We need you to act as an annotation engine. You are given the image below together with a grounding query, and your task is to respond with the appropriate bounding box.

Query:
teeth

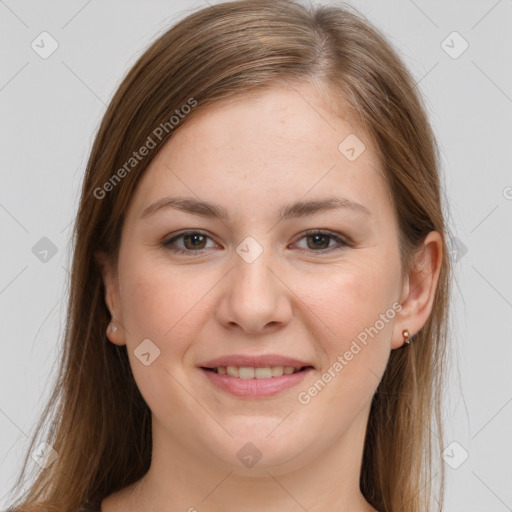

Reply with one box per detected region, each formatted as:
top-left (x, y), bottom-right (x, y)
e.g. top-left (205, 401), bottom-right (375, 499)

top-left (239, 367), bottom-right (254, 379)
top-left (255, 367), bottom-right (272, 379)
top-left (226, 366), bottom-right (238, 377)
top-left (271, 366), bottom-right (284, 377)
top-left (214, 366), bottom-right (302, 379)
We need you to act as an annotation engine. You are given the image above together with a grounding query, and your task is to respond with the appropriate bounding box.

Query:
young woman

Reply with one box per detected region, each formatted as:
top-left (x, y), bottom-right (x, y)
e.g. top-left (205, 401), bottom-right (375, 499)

top-left (5, 1), bottom-right (452, 511)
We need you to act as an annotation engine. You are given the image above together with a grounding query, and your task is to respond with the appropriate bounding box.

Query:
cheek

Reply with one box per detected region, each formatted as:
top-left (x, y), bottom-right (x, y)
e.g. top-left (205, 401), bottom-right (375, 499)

top-left (119, 268), bottom-right (169, 340)
top-left (118, 255), bottom-right (206, 343)
top-left (117, 258), bottom-right (207, 415)
top-left (302, 258), bottom-right (398, 339)
top-left (293, 255), bottom-right (400, 390)
top-left (291, 265), bottom-right (398, 428)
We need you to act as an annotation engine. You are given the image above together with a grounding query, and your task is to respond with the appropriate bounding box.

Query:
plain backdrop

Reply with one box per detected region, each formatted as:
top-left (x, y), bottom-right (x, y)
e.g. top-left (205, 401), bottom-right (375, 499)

top-left (1, 0), bottom-right (511, 510)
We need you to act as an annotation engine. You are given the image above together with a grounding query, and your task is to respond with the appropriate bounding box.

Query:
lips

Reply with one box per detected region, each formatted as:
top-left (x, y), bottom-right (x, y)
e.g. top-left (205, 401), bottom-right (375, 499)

top-left (199, 354), bottom-right (314, 370)
top-left (198, 354), bottom-right (315, 398)
top-left (199, 364), bottom-right (314, 398)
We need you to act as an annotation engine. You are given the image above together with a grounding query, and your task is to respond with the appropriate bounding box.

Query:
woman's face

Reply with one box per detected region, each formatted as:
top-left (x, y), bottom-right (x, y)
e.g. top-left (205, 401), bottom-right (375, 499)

top-left (102, 84), bottom-right (428, 475)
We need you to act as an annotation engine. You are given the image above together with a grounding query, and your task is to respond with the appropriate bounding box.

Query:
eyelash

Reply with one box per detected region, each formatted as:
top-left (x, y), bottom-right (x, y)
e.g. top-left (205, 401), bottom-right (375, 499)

top-left (162, 229), bottom-right (351, 255)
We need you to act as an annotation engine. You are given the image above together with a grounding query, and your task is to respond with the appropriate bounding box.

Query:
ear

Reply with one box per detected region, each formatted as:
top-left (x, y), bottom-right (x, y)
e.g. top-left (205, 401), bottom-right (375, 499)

top-left (391, 231), bottom-right (443, 349)
top-left (95, 251), bottom-right (126, 346)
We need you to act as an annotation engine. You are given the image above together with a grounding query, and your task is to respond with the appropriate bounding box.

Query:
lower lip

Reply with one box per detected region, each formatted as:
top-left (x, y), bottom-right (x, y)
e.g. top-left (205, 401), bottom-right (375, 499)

top-left (199, 368), bottom-right (313, 398)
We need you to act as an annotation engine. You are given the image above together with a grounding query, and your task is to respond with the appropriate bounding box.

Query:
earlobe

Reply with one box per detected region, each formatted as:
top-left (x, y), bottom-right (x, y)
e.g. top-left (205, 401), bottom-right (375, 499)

top-left (392, 231), bottom-right (443, 349)
top-left (106, 321), bottom-right (125, 346)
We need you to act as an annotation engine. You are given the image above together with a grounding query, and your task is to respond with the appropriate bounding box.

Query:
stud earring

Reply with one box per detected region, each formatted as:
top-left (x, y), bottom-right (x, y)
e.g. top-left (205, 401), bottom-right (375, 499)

top-left (402, 329), bottom-right (412, 344)
top-left (108, 323), bottom-right (118, 333)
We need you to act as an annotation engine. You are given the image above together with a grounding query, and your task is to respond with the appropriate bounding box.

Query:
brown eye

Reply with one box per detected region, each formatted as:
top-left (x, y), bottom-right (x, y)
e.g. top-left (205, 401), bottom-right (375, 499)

top-left (163, 229), bottom-right (350, 256)
top-left (163, 231), bottom-right (217, 254)
top-left (306, 233), bottom-right (331, 250)
top-left (294, 230), bottom-right (349, 253)
top-left (182, 233), bottom-right (207, 250)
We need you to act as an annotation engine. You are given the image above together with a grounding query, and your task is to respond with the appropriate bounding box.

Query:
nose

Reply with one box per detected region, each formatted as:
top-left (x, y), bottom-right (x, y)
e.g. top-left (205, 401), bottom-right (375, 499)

top-left (215, 246), bottom-right (293, 334)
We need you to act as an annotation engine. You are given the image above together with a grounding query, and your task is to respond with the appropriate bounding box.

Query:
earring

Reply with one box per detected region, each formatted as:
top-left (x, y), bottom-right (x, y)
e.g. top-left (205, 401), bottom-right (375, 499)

top-left (402, 329), bottom-right (412, 344)
top-left (108, 323), bottom-right (118, 333)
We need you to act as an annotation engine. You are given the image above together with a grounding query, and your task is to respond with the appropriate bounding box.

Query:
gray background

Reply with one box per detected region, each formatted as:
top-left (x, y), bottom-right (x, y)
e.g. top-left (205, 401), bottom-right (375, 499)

top-left (1, 0), bottom-right (511, 509)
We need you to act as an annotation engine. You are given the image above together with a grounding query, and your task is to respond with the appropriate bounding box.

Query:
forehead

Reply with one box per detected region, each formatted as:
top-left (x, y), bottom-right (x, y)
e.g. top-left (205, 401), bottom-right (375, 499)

top-left (166, 85), bottom-right (364, 162)
top-left (127, 84), bottom-right (390, 223)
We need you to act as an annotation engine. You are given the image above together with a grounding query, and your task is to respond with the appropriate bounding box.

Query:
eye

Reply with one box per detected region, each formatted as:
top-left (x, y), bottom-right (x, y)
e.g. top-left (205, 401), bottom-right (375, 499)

top-left (163, 230), bottom-right (219, 255)
top-left (163, 229), bottom-right (350, 256)
top-left (292, 229), bottom-right (350, 253)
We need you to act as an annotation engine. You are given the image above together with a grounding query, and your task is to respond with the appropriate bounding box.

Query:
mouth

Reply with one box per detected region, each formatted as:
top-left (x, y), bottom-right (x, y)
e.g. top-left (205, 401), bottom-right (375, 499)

top-left (200, 365), bottom-right (313, 379)
top-left (198, 364), bottom-right (315, 398)
top-left (197, 354), bottom-right (315, 397)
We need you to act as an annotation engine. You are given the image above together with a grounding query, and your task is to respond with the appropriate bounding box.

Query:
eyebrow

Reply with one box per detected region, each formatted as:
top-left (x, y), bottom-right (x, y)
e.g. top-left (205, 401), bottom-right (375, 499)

top-left (139, 195), bottom-right (371, 221)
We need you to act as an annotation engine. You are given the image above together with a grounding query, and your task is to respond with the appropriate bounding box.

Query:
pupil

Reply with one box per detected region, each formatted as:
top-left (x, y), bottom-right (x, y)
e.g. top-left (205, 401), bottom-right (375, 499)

top-left (185, 234), bottom-right (204, 249)
top-left (309, 234), bottom-right (328, 250)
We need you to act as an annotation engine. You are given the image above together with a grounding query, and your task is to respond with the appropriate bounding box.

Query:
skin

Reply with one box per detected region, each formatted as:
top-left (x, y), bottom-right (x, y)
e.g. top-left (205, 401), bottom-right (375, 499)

top-left (97, 83), bottom-right (442, 512)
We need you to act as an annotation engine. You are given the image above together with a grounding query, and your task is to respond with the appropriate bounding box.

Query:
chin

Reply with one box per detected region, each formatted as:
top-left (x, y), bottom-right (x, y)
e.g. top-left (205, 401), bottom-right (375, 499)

top-left (201, 426), bottom-right (309, 473)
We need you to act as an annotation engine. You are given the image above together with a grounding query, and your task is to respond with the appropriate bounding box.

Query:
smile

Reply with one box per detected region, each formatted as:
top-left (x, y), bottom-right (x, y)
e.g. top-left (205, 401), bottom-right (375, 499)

top-left (199, 366), bottom-right (314, 398)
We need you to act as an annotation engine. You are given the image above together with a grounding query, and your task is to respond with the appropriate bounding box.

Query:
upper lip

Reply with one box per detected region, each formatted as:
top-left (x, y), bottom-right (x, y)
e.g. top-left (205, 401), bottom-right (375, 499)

top-left (199, 354), bottom-right (314, 370)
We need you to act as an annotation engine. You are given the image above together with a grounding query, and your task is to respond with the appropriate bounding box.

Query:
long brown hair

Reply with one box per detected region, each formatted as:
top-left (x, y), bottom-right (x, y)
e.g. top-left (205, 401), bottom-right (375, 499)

top-left (6, 1), bottom-right (452, 511)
